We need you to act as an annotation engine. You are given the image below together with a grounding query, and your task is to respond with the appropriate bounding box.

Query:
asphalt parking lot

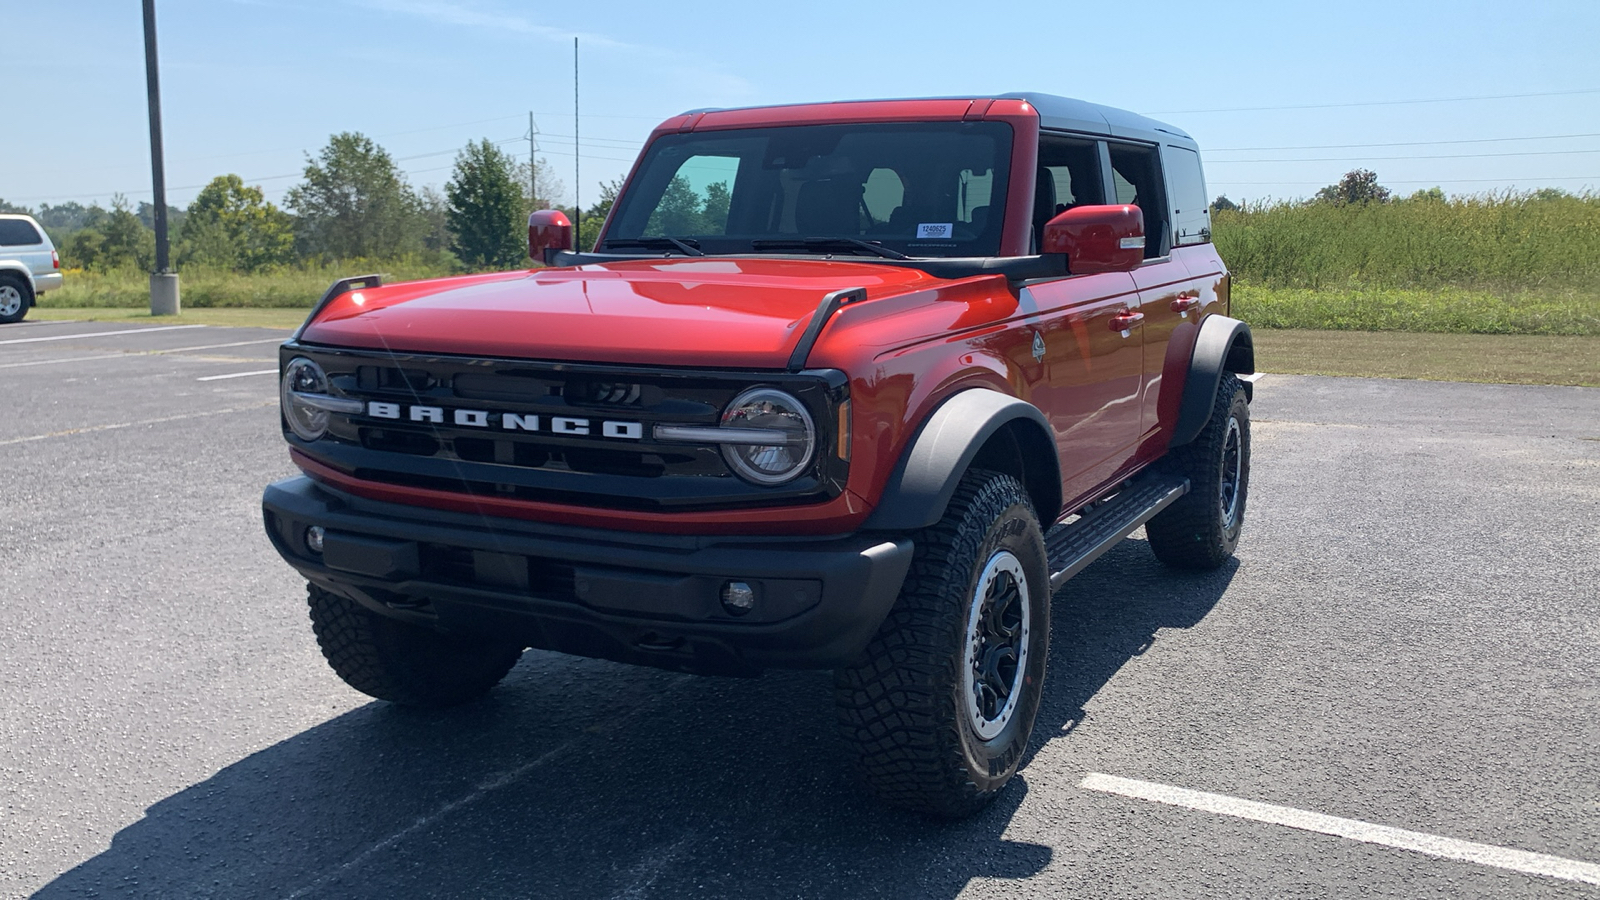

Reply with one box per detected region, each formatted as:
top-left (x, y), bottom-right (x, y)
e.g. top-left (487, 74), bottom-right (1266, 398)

top-left (1, 319), bottom-right (1596, 899)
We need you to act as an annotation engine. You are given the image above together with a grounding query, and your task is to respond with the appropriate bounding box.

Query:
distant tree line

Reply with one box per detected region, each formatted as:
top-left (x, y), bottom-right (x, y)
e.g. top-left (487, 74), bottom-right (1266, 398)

top-left (8, 158), bottom-right (1587, 274)
top-left (1210, 168), bottom-right (1580, 213)
top-left (2, 132), bottom-right (618, 274)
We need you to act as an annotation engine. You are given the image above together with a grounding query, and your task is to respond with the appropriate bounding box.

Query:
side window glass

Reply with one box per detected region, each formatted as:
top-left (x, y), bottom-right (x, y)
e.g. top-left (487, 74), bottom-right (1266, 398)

top-left (643, 155), bottom-right (738, 236)
top-left (1163, 145), bottom-right (1211, 246)
top-left (0, 219), bottom-right (43, 246)
top-left (1038, 136), bottom-right (1103, 209)
top-left (1107, 143), bottom-right (1168, 258)
top-left (1032, 135), bottom-right (1103, 251)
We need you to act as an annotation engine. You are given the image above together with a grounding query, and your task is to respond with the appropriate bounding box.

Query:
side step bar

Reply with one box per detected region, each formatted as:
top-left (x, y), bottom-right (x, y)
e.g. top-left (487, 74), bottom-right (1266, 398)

top-left (1045, 473), bottom-right (1190, 590)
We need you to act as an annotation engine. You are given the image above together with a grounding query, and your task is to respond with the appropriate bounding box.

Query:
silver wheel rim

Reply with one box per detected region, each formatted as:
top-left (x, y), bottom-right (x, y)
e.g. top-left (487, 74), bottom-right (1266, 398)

top-left (962, 549), bottom-right (1031, 741)
top-left (1220, 415), bottom-right (1242, 529)
top-left (0, 285), bottom-right (21, 318)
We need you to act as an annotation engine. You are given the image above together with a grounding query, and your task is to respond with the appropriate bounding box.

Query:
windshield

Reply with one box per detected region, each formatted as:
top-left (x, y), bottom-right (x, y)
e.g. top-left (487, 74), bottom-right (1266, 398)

top-left (604, 121), bottom-right (1013, 258)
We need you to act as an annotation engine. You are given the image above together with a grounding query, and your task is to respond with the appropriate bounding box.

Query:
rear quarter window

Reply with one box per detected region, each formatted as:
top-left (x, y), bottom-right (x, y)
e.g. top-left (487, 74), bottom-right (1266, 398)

top-left (1162, 146), bottom-right (1211, 246)
top-left (0, 219), bottom-right (43, 246)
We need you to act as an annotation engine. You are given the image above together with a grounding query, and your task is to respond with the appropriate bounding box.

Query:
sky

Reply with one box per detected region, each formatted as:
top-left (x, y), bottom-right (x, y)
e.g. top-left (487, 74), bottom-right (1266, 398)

top-left (4, 0), bottom-right (1599, 211)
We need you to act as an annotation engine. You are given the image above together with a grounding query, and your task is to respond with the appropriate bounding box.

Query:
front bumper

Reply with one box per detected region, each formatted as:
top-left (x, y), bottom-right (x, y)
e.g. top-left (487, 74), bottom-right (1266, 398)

top-left (263, 476), bottom-right (912, 674)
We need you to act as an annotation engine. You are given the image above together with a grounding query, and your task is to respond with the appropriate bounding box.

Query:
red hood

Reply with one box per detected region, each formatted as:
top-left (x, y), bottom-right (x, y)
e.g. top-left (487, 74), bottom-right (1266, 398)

top-left (299, 259), bottom-right (938, 368)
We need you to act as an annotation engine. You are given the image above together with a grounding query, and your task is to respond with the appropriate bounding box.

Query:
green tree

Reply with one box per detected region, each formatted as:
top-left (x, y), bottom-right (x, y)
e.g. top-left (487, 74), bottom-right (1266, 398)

top-left (1211, 195), bottom-right (1238, 212)
top-left (286, 132), bottom-right (424, 260)
top-left (518, 158), bottom-right (567, 214)
top-left (99, 195), bottom-right (155, 270)
top-left (1403, 187), bottom-right (1446, 204)
top-left (180, 174), bottom-right (294, 271)
top-left (0, 198), bottom-right (30, 215)
top-left (569, 178), bottom-right (624, 252)
top-left (643, 176), bottom-right (707, 237)
top-left (700, 181), bottom-right (731, 233)
top-left (1315, 169), bottom-right (1392, 206)
top-left (446, 139), bottom-right (526, 269)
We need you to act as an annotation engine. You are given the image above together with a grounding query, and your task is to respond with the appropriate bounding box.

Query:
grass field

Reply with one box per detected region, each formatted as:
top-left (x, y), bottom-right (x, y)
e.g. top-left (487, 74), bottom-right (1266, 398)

top-left (29, 307), bottom-right (1600, 387)
top-left (38, 259), bottom-right (453, 309)
top-left (1232, 283), bottom-right (1599, 335)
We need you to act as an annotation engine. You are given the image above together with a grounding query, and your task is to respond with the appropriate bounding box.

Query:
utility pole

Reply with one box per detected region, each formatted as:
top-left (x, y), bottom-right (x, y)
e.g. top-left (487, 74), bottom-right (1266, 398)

top-left (527, 111), bottom-right (539, 208)
top-left (573, 37), bottom-right (580, 250)
top-left (142, 0), bottom-right (179, 315)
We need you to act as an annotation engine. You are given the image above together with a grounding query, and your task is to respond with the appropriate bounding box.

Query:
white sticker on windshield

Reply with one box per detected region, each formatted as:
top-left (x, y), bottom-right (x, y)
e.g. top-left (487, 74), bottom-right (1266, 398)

top-left (916, 223), bottom-right (954, 239)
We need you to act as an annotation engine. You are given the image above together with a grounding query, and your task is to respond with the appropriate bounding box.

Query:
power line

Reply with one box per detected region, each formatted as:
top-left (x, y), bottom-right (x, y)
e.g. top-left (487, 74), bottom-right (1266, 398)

top-left (1209, 148), bottom-right (1600, 164)
top-left (1149, 87), bottom-right (1600, 115)
top-left (1208, 132), bottom-right (1600, 152)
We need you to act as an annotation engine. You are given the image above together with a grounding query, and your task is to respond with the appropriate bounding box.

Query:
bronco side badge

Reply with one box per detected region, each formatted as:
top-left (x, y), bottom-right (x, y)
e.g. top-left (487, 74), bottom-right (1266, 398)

top-left (1031, 331), bottom-right (1046, 362)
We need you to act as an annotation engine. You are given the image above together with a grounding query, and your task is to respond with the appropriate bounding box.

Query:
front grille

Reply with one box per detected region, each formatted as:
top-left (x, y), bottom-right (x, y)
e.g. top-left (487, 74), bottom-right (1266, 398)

top-left (287, 344), bottom-right (849, 510)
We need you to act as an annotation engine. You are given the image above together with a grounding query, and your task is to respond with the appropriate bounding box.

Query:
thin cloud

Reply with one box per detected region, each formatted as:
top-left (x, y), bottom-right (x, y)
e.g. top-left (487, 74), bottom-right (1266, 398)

top-left (354, 0), bottom-right (627, 49)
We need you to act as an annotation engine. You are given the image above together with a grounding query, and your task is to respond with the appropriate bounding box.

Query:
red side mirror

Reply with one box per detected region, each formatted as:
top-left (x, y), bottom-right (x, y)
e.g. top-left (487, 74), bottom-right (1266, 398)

top-left (1041, 204), bottom-right (1145, 275)
top-left (528, 210), bottom-right (574, 264)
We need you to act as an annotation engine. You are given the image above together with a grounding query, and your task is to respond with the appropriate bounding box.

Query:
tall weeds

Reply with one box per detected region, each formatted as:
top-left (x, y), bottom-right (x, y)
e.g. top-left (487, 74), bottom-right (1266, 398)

top-left (1213, 190), bottom-right (1600, 291)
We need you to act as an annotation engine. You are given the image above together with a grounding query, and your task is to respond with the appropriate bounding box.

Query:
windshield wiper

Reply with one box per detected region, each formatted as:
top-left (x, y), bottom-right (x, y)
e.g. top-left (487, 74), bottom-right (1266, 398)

top-left (749, 237), bottom-right (911, 260)
top-left (602, 237), bottom-right (704, 257)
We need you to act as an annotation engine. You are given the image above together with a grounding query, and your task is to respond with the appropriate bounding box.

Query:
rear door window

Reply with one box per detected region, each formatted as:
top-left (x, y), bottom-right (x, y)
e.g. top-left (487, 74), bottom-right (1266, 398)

top-left (1162, 145), bottom-right (1211, 246)
top-left (0, 219), bottom-right (42, 246)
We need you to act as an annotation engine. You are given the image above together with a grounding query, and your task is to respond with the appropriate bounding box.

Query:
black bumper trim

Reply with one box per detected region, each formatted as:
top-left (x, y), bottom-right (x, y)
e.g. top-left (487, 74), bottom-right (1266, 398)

top-left (263, 476), bottom-right (912, 673)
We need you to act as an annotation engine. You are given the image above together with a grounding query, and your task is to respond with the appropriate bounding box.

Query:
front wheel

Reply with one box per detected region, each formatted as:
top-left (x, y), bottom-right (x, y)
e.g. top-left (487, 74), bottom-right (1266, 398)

top-left (306, 584), bottom-right (524, 707)
top-left (835, 469), bottom-right (1051, 818)
top-left (0, 275), bottom-right (31, 324)
top-left (1146, 373), bottom-right (1250, 569)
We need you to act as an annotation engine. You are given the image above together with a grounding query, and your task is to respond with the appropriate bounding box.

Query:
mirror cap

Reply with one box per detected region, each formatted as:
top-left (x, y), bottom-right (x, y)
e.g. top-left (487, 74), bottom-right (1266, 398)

top-left (1041, 204), bottom-right (1145, 275)
top-left (528, 209), bottom-right (574, 264)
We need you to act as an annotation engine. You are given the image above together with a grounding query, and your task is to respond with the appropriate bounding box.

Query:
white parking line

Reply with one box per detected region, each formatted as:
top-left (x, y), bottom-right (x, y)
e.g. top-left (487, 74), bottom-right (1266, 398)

top-left (1080, 774), bottom-right (1600, 886)
top-left (1240, 372), bottom-right (1266, 383)
top-left (0, 324), bottom-right (207, 345)
top-left (196, 368), bottom-right (278, 381)
top-left (163, 338), bottom-right (284, 353)
top-left (0, 339), bottom-right (283, 370)
top-left (0, 401), bottom-right (277, 446)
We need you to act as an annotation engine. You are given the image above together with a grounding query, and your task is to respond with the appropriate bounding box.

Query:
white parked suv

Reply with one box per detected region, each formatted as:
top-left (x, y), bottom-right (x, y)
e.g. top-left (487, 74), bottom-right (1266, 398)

top-left (0, 214), bottom-right (63, 323)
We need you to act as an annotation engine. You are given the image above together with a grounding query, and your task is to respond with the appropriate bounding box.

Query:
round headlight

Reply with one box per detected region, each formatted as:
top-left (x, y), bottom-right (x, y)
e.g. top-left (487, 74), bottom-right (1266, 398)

top-left (720, 388), bottom-right (815, 485)
top-left (281, 357), bottom-right (331, 441)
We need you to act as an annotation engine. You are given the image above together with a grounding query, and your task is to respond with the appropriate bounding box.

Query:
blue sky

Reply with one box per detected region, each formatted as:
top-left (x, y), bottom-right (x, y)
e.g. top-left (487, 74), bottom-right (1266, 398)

top-left (4, 0), bottom-right (1599, 210)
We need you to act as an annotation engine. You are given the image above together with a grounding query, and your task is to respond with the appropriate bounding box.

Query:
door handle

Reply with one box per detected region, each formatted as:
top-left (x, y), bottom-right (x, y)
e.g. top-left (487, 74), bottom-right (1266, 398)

top-left (1109, 310), bottom-right (1145, 332)
top-left (1171, 296), bottom-right (1201, 313)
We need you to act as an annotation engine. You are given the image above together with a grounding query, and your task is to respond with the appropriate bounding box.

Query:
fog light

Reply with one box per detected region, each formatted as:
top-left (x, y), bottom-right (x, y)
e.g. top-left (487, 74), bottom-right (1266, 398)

top-left (721, 581), bottom-right (755, 616)
top-left (305, 525), bottom-right (325, 554)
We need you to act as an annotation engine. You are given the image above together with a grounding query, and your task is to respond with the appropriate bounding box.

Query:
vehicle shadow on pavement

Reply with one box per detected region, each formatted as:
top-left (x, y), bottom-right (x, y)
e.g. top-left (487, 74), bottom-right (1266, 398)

top-left (1033, 535), bottom-right (1237, 749)
top-left (34, 537), bottom-right (1231, 900)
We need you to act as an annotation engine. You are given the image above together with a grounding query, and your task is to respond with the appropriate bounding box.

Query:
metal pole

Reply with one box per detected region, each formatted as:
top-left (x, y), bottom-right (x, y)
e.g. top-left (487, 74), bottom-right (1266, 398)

top-left (142, 0), bottom-right (179, 314)
top-left (573, 37), bottom-right (580, 250)
top-left (528, 111), bottom-right (537, 207)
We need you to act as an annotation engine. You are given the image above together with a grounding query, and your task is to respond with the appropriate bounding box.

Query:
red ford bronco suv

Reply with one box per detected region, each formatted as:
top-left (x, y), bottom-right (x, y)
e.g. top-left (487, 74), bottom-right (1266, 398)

top-left (263, 94), bottom-right (1254, 818)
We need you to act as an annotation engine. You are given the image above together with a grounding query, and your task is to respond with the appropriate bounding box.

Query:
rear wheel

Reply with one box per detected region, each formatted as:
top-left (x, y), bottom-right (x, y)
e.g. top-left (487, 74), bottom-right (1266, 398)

top-left (1146, 373), bottom-right (1250, 569)
top-left (835, 469), bottom-right (1050, 818)
top-left (0, 275), bottom-right (31, 324)
top-left (306, 584), bottom-right (524, 707)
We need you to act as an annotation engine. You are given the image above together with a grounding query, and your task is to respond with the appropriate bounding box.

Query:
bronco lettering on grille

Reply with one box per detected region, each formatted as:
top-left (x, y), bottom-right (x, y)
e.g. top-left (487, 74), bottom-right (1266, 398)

top-left (365, 402), bottom-right (643, 440)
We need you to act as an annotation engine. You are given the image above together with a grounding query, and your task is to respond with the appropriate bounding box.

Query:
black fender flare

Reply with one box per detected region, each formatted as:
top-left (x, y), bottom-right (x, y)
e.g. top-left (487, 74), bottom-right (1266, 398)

top-left (1171, 315), bottom-right (1255, 447)
top-left (862, 389), bottom-right (1061, 532)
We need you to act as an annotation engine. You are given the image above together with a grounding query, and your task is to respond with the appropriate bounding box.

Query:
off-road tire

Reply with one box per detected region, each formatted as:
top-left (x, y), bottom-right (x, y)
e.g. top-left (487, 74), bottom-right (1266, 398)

top-left (0, 274), bottom-right (31, 324)
top-left (1146, 373), bottom-right (1250, 569)
top-left (306, 584), bottom-right (524, 707)
top-left (835, 469), bottom-right (1050, 819)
